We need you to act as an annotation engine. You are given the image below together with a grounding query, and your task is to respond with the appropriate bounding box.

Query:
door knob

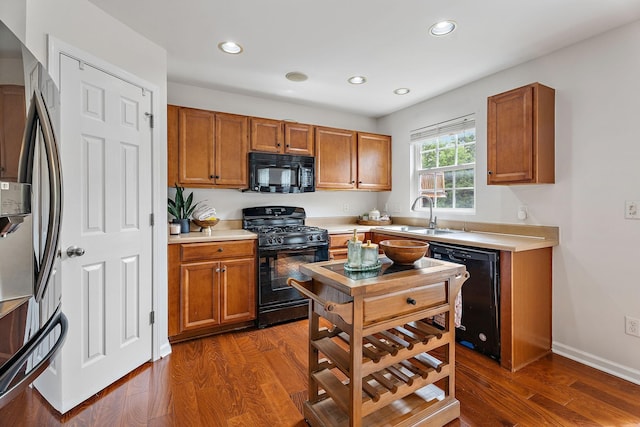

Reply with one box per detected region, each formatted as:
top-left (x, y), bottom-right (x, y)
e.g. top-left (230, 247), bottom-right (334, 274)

top-left (66, 246), bottom-right (86, 257)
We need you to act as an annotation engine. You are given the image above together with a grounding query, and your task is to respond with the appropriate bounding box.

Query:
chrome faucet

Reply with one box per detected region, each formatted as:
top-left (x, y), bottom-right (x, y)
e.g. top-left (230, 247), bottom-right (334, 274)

top-left (411, 196), bottom-right (437, 229)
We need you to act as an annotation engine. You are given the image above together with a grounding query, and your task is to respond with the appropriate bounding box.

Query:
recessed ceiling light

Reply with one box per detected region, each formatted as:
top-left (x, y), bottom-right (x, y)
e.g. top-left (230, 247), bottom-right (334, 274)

top-left (218, 41), bottom-right (243, 54)
top-left (429, 20), bottom-right (456, 36)
top-left (394, 88), bottom-right (410, 95)
top-left (348, 76), bottom-right (367, 85)
top-left (285, 71), bottom-right (308, 82)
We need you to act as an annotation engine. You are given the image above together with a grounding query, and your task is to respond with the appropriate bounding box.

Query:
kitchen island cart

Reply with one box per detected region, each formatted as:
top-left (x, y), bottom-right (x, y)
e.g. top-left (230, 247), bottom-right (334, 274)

top-left (289, 257), bottom-right (468, 427)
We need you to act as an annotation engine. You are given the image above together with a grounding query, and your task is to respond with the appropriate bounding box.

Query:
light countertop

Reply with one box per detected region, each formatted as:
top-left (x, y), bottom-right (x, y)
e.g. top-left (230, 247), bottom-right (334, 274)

top-left (168, 220), bottom-right (558, 252)
top-left (168, 229), bottom-right (256, 244)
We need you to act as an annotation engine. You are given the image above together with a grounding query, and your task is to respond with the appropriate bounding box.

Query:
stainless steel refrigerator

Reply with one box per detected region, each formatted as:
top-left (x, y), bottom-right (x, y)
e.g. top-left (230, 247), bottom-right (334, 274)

top-left (0, 19), bottom-right (67, 408)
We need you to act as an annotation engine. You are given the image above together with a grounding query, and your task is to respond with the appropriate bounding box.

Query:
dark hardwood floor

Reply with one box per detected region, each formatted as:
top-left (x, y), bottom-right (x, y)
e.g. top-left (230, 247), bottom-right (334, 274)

top-left (2, 319), bottom-right (640, 426)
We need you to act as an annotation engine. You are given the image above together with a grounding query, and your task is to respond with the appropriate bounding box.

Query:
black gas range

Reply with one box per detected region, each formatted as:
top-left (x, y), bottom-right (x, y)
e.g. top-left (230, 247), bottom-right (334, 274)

top-left (242, 206), bottom-right (329, 328)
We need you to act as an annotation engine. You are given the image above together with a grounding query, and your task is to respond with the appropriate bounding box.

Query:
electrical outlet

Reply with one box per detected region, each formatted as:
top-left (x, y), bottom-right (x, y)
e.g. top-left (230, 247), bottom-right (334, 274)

top-left (517, 205), bottom-right (528, 220)
top-left (342, 203), bottom-right (349, 213)
top-left (625, 316), bottom-right (640, 337)
top-left (625, 200), bottom-right (640, 219)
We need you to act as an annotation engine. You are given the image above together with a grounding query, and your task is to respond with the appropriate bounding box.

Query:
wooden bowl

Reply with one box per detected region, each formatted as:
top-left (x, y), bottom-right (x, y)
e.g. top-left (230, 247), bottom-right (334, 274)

top-left (192, 218), bottom-right (219, 231)
top-left (379, 240), bottom-right (429, 265)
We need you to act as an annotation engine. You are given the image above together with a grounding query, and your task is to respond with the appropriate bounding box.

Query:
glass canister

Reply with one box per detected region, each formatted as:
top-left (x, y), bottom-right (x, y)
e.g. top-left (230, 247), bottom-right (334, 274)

top-left (361, 240), bottom-right (379, 267)
top-left (346, 229), bottom-right (362, 268)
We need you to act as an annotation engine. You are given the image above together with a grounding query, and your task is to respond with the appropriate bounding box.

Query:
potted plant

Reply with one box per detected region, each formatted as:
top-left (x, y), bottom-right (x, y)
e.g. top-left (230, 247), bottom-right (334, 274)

top-left (168, 184), bottom-right (199, 233)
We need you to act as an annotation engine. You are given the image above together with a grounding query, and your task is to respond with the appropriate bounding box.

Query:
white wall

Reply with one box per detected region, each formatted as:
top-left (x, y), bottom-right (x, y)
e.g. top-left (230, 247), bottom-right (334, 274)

top-left (169, 81), bottom-right (381, 219)
top-left (378, 20), bottom-right (640, 382)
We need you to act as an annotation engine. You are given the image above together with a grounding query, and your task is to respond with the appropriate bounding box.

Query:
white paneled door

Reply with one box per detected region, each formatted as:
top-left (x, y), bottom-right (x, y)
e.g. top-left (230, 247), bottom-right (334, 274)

top-left (55, 54), bottom-right (153, 409)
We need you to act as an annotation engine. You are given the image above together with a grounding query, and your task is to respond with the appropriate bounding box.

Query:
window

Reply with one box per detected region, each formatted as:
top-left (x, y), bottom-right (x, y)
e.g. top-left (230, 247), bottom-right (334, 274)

top-left (412, 115), bottom-right (476, 210)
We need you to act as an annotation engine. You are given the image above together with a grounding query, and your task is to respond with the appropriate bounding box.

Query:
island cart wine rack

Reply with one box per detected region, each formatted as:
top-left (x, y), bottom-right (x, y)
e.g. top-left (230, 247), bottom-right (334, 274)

top-left (289, 257), bottom-right (468, 427)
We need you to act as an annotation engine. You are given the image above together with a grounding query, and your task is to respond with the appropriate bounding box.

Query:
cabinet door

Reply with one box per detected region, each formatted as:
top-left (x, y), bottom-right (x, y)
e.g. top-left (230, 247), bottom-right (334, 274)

top-left (0, 85), bottom-right (26, 182)
top-left (215, 112), bottom-right (249, 187)
top-left (284, 122), bottom-right (314, 156)
top-left (180, 261), bottom-right (220, 332)
top-left (329, 232), bottom-right (366, 260)
top-left (487, 83), bottom-right (554, 185)
top-left (250, 117), bottom-right (283, 153)
top-left (315, 126), bottom-right (356, 189)
top-left (220, 257), bottom-right (256, 324)
top-left (167, 105), bottom-right (179, 186)
top-left (178, 107), bottom-right (216, 186)
top-left (357, 133), bottom-right (391, 191)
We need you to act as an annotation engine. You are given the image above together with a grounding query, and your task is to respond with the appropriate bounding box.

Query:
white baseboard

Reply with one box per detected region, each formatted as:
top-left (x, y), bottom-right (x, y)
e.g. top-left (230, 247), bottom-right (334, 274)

top-left (552, 341), bottom-right (640, 385)
top-left (158, 341), bottom-right (172, 359)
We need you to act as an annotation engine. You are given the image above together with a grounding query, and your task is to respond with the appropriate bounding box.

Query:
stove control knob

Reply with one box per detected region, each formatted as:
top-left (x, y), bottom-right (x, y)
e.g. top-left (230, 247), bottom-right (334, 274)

top-left (308, 235), bottom-right (314, 241)
top-left (277, 237), bottom-right (284, 244)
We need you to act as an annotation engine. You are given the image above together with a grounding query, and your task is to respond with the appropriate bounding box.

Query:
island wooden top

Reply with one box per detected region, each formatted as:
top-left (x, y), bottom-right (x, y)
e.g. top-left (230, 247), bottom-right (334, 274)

top-left (299, 256), bottom-right (467, 298)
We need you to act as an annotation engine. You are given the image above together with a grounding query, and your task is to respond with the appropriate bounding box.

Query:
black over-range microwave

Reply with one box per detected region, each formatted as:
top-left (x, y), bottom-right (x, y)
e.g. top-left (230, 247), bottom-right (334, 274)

top-left (248, 152), bottom-right (315, 193)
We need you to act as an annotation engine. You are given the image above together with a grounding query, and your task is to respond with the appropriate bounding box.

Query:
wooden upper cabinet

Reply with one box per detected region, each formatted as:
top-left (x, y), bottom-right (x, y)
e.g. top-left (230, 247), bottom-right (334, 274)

top-left (315, 126), bottom-right (357, 189)
top-left (284, 122), bottom-right (314, 156)
top-left (177, 106), bottom-right (216, 186)
top-left (0, 85), bottom-right (26, 182)
top-left (167, 105), bottom-right (248, 188)
top-left (250, 117), bottom-right (283, 153)
top-left (167, 105), bottom-right (179, 186)
top-left (357, 132), bottom-right (392, 191)
top-left (315, 127), bottom-right (392, 191)
top-left (487, 82), bottom-right (555, 185)
top-left (215, 112), bottom-right (248, 188)
top-left (250, 117), bottom-right (314, 156)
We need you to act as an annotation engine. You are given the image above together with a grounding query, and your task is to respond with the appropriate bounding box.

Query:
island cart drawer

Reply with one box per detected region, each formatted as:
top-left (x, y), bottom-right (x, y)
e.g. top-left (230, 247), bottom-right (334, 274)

top-left (180, 241), bottom-right (255, 262)
top-left (363, 282), bottom-right (447, 324)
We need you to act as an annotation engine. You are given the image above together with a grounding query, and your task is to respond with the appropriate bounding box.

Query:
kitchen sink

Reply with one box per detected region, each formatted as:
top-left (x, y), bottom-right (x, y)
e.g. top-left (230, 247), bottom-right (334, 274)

top-left (375, 225), bottom-right (427, 232)
top-left (418, 228), bottom-right (460, 235)
top-left (375, 226), bottom-right (463, 235)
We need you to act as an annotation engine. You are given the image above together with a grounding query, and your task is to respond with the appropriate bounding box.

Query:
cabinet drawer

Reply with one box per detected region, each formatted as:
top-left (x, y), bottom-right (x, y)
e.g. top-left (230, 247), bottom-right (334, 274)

top-left (329, 233), bottom-right (365, 249)
top-left (181, 240), bottom-right (255, 262)
top-left (363, 282), bottom-right (447, 324)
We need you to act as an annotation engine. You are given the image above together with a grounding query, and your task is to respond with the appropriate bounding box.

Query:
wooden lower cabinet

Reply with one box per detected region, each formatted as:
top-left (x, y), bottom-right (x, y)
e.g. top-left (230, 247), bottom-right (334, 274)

top-left (329, 231), bottom-right (367, 260)
top-left (168, 240), bottom-right (257, 342)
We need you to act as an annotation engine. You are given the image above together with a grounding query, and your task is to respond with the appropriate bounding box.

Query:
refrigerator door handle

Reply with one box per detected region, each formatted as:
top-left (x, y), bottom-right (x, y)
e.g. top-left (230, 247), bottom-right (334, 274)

top-left (18, 89), bottom-right (63, 302)
top-left (0, 307), bottom-right (68, 409)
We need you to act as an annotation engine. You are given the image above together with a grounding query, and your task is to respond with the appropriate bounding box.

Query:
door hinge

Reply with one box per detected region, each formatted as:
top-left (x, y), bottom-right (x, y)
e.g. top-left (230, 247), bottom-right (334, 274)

top-left (145, 112), bottom-right (154, 128)
top-left (150, 213), bottom-right (154, 226)
top-left (150, 311), bottom-right (155, 325)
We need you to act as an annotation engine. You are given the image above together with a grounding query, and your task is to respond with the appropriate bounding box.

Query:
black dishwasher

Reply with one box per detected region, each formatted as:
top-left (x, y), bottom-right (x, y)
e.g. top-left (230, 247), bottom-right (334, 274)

top-left (429, 242), bottom-right (500, 361)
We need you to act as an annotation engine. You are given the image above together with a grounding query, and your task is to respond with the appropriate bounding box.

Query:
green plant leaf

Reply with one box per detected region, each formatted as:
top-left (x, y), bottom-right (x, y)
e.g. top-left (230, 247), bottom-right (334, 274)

top-left (168, 184), bottom-right (199, 219)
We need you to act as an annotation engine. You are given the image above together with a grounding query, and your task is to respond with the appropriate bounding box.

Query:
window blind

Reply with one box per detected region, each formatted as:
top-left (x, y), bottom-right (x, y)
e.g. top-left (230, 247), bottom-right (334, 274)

top-left (410, 114), bottom-right (475, 143)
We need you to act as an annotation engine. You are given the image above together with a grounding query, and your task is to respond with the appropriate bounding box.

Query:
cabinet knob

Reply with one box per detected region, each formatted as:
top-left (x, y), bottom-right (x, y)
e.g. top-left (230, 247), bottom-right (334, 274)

top-left (210, 175), bottom-right (215, 179)
top-left (277, 143), bottom-right (281, 147)
top-left (217, 247), bottom-right (223, 252)
top-left (406, 297), bottom-right (417, 305)
top-left (215, 175), bottom-right (220, 179)
top-left (358, 181), bottom-right (362, 184)
top-left (350, 180), bottom-right (355, 184)
top-left (487, 170), bottom-right (493, 175)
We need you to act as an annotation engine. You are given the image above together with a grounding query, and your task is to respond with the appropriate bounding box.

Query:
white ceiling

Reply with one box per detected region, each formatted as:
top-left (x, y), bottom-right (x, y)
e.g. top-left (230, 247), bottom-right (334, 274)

top-left (89, 0), bottom-right (640, 118)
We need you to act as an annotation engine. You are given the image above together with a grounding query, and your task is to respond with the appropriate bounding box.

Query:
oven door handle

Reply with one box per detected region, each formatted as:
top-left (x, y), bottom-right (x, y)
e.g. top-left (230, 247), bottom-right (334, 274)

top-left (287, 278), bottom-right (353, 324)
